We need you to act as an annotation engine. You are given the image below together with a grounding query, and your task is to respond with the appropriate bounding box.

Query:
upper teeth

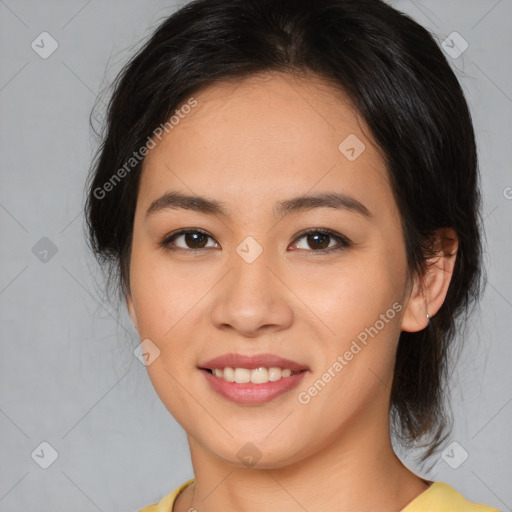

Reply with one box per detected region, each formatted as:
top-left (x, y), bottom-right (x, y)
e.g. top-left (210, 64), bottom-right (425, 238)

top-left (211, 367), bottom-right (296, 384)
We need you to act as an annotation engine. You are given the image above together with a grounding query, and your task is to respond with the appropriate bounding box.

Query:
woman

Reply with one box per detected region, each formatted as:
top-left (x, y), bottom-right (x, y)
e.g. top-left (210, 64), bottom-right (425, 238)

top-left (85, 0), bottom-right (500, 510)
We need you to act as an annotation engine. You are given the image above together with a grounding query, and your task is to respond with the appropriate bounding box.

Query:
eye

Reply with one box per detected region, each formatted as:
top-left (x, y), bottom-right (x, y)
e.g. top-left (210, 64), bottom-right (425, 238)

top-left (160, 228), bottom-right (219, 252)
top-left (290, 228), bottom-right (351, 253)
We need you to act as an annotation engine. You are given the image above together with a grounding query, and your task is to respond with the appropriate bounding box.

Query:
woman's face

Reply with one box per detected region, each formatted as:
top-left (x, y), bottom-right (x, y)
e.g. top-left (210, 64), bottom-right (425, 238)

top-left (127, 72), bottom-right (417, 467)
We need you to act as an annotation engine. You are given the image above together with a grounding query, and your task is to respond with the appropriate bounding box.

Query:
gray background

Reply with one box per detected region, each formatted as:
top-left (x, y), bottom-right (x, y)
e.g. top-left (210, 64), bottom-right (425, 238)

top-left (0, 0), bottom-right (511, 510)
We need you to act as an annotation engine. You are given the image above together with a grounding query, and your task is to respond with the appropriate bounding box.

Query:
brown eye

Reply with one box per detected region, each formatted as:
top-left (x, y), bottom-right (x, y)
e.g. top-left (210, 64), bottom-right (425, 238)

top-left (292, 229), bottom-right (351, 253)
top-left (181, 232), bottom-right (209, 249)
top-left (306, 232), bottom-right (330, 250)
top-left (161, 229), bottom-right (218, 251)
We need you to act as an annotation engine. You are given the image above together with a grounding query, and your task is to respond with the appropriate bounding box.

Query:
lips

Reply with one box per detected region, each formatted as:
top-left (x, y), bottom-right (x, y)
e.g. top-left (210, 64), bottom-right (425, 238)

top-left (198, 353), bottom-right (309, 405)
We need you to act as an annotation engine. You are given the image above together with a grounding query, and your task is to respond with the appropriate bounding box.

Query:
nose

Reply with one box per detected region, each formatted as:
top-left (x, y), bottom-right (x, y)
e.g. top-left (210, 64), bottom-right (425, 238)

top-left (209, 246), bottom-right (294, 337)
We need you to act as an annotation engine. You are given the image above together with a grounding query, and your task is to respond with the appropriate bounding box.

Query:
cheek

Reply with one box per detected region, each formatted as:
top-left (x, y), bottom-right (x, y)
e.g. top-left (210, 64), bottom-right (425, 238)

top-left (297, 253), bottom-right (405, 340)
top-left (130, 260), bottom-right (206, 426)
top-left (128, 246), bottom-right (198, 337)
top-left (296, 249), bottom-right (406, 411)
top-left (128, 248), bottom-right (208, 393)
top-left (295, 274), bottom-right (403, 432)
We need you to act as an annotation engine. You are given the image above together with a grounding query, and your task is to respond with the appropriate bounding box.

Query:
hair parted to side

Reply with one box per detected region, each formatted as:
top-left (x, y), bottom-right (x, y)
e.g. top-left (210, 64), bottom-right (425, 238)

top-left (84, 0), bottom-right (484, 467)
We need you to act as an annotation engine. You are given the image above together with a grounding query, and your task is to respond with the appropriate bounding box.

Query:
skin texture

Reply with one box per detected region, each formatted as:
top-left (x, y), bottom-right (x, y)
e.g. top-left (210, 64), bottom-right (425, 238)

top-left (126, 72), bottom-right (458, 512)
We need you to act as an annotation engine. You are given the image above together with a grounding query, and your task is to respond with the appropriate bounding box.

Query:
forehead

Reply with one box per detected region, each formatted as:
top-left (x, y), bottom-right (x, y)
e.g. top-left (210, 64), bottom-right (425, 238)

top-left (138, 71), bottom-right (391, 216)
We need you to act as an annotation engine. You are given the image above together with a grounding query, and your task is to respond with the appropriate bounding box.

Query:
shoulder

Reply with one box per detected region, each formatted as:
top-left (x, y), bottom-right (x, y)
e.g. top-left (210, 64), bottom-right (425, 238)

top-left (138, 478), bottom-right (195, 512)
top-left (402, 481), bottom-right (502, 512)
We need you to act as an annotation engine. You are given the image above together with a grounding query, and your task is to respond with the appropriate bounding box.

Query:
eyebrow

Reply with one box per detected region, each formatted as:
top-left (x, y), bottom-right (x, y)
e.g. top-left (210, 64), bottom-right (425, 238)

top-left (145, 190), bottom-right (372, 220)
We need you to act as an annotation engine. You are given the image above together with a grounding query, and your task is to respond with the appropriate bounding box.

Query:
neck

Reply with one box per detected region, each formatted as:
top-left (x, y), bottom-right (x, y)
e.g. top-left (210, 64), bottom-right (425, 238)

top-left (175, 409), bottom-right (429, 512)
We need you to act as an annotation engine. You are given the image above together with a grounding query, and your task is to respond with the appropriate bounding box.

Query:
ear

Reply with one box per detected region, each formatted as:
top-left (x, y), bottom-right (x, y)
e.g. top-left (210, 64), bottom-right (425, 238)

top-left (126, 293), bottom-right (139, 333)
top-left (401, 227), bottom-right (458, 332)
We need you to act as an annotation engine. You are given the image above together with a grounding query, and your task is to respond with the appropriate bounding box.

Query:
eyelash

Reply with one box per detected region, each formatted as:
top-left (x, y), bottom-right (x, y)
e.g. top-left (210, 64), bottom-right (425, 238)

top-left (159, 227), bottom-right (352, 255)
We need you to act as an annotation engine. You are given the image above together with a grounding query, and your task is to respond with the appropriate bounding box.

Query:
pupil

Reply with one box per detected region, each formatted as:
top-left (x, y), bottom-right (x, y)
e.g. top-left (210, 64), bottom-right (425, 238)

top-left (186, 232), bottom-right (207, 248)
top-left (309, 233), bottom-right (329, 250)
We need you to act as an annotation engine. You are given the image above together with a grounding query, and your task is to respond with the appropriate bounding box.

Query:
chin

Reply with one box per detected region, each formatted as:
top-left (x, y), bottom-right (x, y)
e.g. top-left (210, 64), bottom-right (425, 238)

top-left (205, 434), bottom-right (308, 470)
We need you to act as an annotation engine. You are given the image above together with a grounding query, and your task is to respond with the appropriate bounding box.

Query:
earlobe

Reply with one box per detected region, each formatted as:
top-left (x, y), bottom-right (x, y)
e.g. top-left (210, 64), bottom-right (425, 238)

top-left (401, 228), bottom-right (458, 333)
top-left (126, 294), bottom-right (139, 332)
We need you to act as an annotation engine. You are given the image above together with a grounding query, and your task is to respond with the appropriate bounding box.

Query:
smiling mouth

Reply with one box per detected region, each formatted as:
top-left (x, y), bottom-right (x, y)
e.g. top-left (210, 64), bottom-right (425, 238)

top-left (202, 367), bottom-right (305, 384)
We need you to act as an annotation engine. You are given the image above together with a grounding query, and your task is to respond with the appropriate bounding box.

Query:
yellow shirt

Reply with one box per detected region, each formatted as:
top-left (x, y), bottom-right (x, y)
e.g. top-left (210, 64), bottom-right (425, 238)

top-left (139, 479), bottom-right (502, 512)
